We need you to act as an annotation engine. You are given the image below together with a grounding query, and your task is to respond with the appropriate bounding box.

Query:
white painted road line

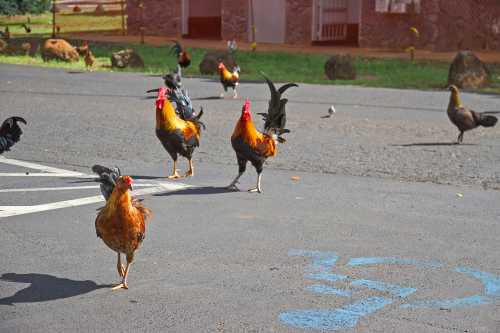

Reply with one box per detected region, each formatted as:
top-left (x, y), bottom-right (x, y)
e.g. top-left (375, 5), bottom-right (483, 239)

top-left (0, 156), bottom-right (87, 177)
top-left (0, 182), bottom-right (190, 218)
top-left (0, 173), bottom-right (95, 178)
top-left (0, 183), bottom-right (161, 193)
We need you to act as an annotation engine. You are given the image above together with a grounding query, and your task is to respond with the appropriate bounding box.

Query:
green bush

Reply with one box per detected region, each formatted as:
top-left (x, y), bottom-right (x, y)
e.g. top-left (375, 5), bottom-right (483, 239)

top-left (0, 0), bottom-right (51, 15)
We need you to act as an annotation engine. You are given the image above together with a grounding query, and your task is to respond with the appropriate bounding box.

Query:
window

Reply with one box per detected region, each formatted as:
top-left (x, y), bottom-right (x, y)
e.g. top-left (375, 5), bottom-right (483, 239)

top-left (375, 0), bottom-right (421, 14)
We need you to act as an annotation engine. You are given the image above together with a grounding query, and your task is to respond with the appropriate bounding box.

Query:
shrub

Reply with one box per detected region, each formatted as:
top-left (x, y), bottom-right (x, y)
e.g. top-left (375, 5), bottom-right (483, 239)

top-left (0, 0), bottom-right (51, 15)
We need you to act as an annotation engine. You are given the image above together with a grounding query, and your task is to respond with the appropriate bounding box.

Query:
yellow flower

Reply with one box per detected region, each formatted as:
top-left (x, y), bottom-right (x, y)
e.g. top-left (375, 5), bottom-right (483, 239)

top-left (251, 42), bottom-right (257, 51)
top-left (410, 27), bottom-right (420, 38)
top-left (405, 46), bottom-right (415, 53)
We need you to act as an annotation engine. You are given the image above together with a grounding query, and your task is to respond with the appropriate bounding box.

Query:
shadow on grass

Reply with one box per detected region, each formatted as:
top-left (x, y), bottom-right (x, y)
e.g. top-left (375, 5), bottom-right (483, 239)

top-left (0, 273), bottom-right (110, 305)
top-left (154, 186), bottom-right (233, 197)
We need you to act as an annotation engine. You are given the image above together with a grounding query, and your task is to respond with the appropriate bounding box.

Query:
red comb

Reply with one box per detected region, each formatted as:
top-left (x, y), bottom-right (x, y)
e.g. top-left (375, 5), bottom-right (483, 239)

top-left (123, 176), bottom-right (133, 185)
top-left (243, 98), bottom-right (250, 111)
top-left (156, 87), bottom-right (167, 109)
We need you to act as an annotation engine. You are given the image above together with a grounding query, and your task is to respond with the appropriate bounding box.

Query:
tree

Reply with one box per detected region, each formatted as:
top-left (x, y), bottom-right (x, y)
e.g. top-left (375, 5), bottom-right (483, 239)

top-left (0, 0), bottom-right (51, 15)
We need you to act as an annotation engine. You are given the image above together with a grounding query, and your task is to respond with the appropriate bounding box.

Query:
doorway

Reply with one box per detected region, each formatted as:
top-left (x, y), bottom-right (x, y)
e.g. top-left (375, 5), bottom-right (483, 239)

top-left (312, 0), bottom-right (361, 45)
top-left (250, 0), bottom-right (286, 44)
top-left (183, 0), bottom-right (222, 39)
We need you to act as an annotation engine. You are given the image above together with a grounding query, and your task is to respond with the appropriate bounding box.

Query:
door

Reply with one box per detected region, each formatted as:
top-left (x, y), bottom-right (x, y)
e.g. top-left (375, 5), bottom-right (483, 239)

top-left (251, 0), bottom-right (286, 44)
top-left (183, 0), bottom-right (222, 39)
top-left (312, 0), bottom-right (360, 44)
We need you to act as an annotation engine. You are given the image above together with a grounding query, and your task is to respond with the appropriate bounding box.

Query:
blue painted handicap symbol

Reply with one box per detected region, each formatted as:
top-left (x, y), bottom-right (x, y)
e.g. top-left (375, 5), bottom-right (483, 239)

top-left (280, 250), bottom-right (500, 331)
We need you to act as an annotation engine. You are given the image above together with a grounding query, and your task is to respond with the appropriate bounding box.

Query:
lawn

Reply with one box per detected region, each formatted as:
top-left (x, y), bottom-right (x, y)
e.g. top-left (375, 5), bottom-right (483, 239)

top-left (0, 12), bottom-right (124, 36)
top-left (0, 38), bottom-right (499, 93)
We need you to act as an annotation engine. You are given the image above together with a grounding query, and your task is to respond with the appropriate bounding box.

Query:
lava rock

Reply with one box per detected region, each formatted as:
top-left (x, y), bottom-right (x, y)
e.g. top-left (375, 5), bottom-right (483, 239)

top-left (41, 39), bottom-right (79, 62)
top-left (199, 51), bottom-right (237, 75)
top-left (324, 54), bottom-right (357, 80)
top-left (111, 49), bottom-right (144, 68)
top-left (447, 51), bottom-right (491, 89)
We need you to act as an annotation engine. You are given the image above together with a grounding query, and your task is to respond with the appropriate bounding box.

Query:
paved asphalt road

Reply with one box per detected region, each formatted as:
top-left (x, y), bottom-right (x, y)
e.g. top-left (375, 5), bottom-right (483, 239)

top-left (0, 64), bottom-right (499, 332)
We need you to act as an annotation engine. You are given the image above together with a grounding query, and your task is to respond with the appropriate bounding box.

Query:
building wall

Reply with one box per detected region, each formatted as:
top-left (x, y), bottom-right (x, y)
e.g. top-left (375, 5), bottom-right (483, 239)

top-left (360, 0), bottom-right (500, 51)
top-left (221, 0), bottom-right (249, 41)
top-left (127, 0), bottom-right (182, 36)
top-left (285, 0), bottom-right (313, 44)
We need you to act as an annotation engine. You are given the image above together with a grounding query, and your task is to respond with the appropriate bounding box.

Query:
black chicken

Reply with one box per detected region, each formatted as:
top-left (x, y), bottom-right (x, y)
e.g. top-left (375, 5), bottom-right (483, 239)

top-left (0, 116), bottom-right (27, 154)
top-left (92, 164), bottom-right (122, 201)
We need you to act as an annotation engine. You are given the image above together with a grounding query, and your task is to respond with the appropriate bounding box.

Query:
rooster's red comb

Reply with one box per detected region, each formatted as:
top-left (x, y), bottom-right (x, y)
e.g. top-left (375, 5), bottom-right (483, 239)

top-left (243, 98), bottom-right (250, 111)
top-left (123, 176), bottom-right (133, 185)
top-left (156, 87), bottom-right (167, 109)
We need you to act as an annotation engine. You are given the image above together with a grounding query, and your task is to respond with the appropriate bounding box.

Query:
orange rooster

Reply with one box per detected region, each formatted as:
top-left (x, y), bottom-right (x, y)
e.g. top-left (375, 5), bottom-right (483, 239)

top-left (218, 62), bottom-right (240, 99)
top-left (227, 75), bottom-right (297, 193)
top-left (155, 87), bottom-right (204, 178)
top-left (95, 175), bottom-right (151, 290)
top-left (81, 41), bottom-right (95, 71)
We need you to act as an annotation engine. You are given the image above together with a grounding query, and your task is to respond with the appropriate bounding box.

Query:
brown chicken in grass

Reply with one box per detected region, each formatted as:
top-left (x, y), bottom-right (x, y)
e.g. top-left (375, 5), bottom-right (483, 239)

top-left (82, 41), bottom-right (95, 71)
top-left (171, 40), bottom-right (191, 76)
top-left (95, 175), bottom-right (151, 290)
top-left (155, 87), bottom-right (204, 179)
top-left (447, 85), bottom-right (498, 144)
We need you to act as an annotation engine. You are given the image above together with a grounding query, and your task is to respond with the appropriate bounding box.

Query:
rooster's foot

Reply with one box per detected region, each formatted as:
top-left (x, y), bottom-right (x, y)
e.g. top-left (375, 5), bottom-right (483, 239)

top-left (184, 170), bottom-right (194, 177)
top-left (219, 92), bottom-right (225, 99)
top-left (226, 184), bottom-right (239, 191)
top-left (168, 171), bottom-right (182, 179)
top-left (248, 187), bottom-right (262, 194)
top-left (111, 282), bottom-right (129, 290)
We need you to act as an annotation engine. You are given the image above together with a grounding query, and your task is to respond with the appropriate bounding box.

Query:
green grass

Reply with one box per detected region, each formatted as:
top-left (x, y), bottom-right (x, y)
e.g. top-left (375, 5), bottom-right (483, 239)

top-left (0, 12), bottom-right (123, 35)
top-left (1, 40), bottom-right (499, 93)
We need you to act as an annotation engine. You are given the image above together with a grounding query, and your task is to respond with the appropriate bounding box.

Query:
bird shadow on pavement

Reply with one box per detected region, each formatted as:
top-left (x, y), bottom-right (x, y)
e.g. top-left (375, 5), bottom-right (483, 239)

top-left (391, 142), bottom-right (476, 147)
top-left (0, 273), bottom-right (110, 305)
top-left (191, 96), bottom-right (223, 101)
top-left (154, 186), bottom-right (233, 197)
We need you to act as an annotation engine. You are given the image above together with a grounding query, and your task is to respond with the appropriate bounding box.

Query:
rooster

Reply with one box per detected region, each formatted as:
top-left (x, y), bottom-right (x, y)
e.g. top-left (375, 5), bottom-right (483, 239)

top-left (92, 164), bottom-right (121, 201)
top-left (0, 116), bottom-right (27, 154)
top-left (227, 75), bottom-right (297, 193)
top-left (170, 40), bottom-right (191, 74)
top-left (447, 85), bottom-right (498, 143)
top-left (82, 41), bottom-right (95, 71)
top-left (218, 62), bottom-right (240, 99)
top-left (95, 175), bottom-right (151, 290)
top-left (154, 87), bottom-right (204, 178)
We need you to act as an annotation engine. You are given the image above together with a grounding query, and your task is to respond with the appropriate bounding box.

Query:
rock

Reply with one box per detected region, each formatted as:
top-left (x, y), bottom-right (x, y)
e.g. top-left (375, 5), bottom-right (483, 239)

top-left (95, 4), bottom-right (105, 15)
top-left (325, 54), bottom-right (356, 80)
top-left (41, 39), bottom-right (79, 62)
top-left (110, 49), bottom-right (144, 68)
top-left (199, 51), bottom-right (237, 75)
top-left (447, 51), bottom-right (491, 89)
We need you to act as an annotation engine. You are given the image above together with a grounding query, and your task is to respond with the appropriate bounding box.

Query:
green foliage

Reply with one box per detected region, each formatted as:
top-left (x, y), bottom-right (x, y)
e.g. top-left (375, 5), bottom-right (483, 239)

top-left (0, 0), bottom-right (50, 15)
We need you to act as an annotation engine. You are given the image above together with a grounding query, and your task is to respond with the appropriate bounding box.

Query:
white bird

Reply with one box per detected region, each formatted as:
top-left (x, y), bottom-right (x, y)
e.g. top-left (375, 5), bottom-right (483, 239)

top-left (328, 105), bottom-right (336, 115)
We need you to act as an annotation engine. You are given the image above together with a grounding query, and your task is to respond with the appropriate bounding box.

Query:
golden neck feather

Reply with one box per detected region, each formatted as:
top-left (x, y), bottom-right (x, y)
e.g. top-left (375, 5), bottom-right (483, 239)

top-left (450, 89), bottom-right (462, 107)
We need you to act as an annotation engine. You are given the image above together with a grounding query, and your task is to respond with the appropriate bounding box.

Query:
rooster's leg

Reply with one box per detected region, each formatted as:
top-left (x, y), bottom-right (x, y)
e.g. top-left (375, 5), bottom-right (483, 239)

top-left (116, 252), bottom-right (125, 277)
top-left (112, 254), bottom-right (133, 290)
top-left (227, 172), bottom-right (243, 191)
top-left (168, 160), bottom-right (181, 179)
top-left (457, 131), bottom-right (464, 144)
top-left (185, 159), bottom-right (194, 177)
top-left (232, 87), bottom-right (238, 99)
top-left (248, 173), bottom-right (262, 193)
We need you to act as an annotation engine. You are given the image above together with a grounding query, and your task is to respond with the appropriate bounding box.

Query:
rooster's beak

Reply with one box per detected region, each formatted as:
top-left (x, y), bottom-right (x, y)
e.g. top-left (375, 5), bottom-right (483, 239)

top-left (129, 184), bottom-right (133, 191)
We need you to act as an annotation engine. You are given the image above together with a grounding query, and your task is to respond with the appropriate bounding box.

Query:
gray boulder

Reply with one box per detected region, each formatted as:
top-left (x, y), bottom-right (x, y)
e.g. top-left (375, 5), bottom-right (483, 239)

top-left (325, 54), bottom-right (356, 80)
top-left (199, 51), bottom-right (237, 75)
top-left (111, 49), bottom-right (144, 68)
top-left (448, 50), bottom-right (490, 89)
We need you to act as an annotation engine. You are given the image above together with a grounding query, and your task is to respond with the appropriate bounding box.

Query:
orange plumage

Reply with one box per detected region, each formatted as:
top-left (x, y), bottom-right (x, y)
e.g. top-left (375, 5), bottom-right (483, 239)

top-left (155, 87), bottom-right (203, 178)
top-left (227, 99), bottom-right (277, 193)
top-left (95, 176), bottom-right (151, 290)
top-left (218, 62), bottom-right (240, 98)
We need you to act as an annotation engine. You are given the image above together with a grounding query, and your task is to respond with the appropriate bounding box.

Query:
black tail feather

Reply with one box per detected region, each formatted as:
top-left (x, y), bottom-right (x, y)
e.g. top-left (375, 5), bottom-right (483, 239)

top-left (479, 114), bottom-right (498, 127)
top-left (91, 164), bottom-right (121, 200)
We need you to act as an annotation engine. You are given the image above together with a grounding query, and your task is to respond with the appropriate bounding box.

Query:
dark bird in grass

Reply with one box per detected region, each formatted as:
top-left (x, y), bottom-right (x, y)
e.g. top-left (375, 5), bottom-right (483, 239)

top-left (92, 164), bottom-right (122, 201)
top-left (447, 85), bottom-right (498, 144)
top-left (257, 73), bottom-right (298, 143)
top-left (0, 116), bottom-right (27, 154)
top-left (170, 40), bottom-right (191, 72)
top-left (0, 26), bottom-right (10, 40)
top-left (22, 23), bottom-right (31, 33)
